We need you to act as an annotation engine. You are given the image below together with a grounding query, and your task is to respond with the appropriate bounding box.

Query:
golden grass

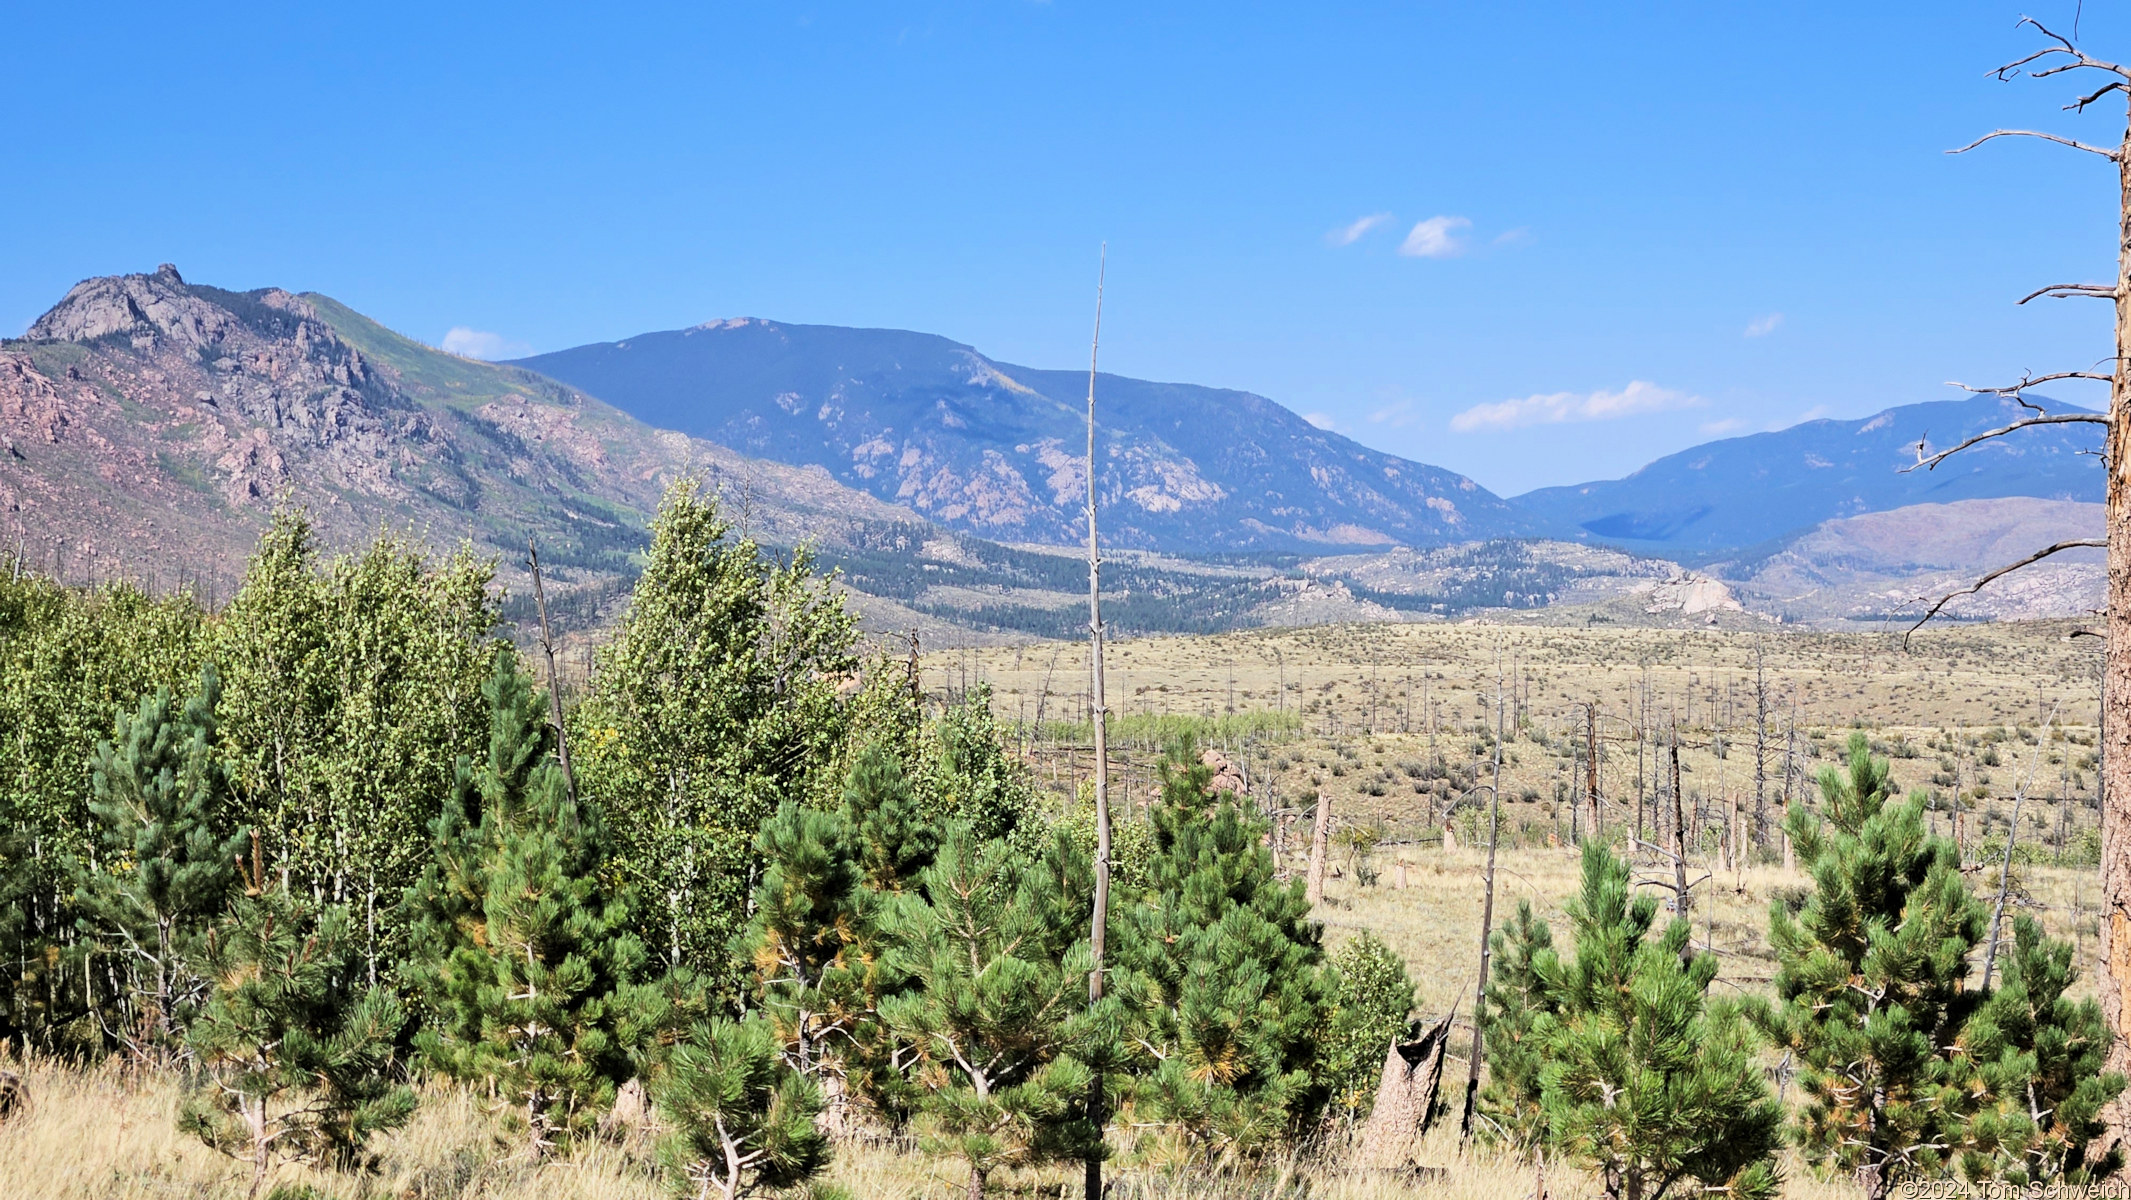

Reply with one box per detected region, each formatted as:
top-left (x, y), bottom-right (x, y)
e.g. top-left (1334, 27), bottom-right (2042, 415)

top-left (0, 1052), bottom-right (1875, 1199)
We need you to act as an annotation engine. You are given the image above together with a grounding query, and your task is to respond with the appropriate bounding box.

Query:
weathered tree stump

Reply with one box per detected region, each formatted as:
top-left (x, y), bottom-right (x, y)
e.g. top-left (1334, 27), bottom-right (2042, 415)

top-left (1354, 1008), bottom-right (1455, 1169)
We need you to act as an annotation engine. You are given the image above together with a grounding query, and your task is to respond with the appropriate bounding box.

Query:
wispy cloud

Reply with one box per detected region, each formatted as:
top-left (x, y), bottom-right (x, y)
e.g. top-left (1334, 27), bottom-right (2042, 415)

top-left (1492, 226), bottom-right (1533, 247)
top-left (1744, 312), bottom-right (1784, 338)
top-left (1302, 412), bottom-right (1340, 431)
top-left (1399, 215), bottom-right (1472, 259)
top-left (441, 327), bottom-right (533, 360)
top-left (1450, 380), bottom-right (1701, 433)
top-left (1326, 212), bottom-right (1394, 247)
top-left (1699, 417), bottom-right (1749, 436)
top-left (1366, 399), bottom-right (1417, 428)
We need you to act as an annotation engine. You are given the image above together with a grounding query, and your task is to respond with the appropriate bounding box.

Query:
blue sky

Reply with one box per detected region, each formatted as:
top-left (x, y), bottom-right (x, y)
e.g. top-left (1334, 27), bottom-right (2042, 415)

top-left (4, 1), bottom-right (2123, 495)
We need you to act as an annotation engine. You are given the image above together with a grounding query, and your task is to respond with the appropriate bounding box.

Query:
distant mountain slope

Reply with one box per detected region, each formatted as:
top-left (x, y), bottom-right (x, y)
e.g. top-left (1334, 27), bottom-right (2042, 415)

top-left (1727, 497), bottom-right (2104, 624)
top-left (1512, 395), bottom-right (2102, 556)
top-left (512, 319), bottom-right (1541, 552)
top-left (0, 266), bottom-right (918, 597)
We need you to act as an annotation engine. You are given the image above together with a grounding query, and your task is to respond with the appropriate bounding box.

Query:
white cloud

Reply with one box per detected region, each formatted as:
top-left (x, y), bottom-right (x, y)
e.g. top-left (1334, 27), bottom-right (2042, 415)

top-left (1699, 417), bottom-right (1749, 436)
top-left (1327, 212), bottom-right (1394, 247)
top-left (1302, 412), bottom-right (1340, 431)
top-left (441, 327), bottom-right (534, 360)
top-left (1492, 226), bottom-right (1533, 247)
top-left (1449, 380), bottom-right (1702, 433)
top-left (1744, 313), bottom-right (1784, 338)
top-left (1398, 215), bottom-right (1472, 259)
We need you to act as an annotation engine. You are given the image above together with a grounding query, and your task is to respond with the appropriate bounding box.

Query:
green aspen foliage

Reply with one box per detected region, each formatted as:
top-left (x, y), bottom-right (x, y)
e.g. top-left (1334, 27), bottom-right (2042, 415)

top-left (1958, 915), bottom-right (2126, 1185)
top-left (1536, 843), bottom-right (1781, 1200)
top-left (654, 1016), bottom-right (832, 1200)
top-left (0, 572), bottom-right (204, 1051)
top-left (72, 666), bottom-right (246, 1063)
top-left (1752, 733), bottom-right (1985, 1199)
top-left (403, 652), bottom-right (655, 1157)
top-left (879, 823), bottom-right (1106, 1199)
top-left (180, 866), bottom-right (414, 1199)
top-left (215, 511), bottom-right (500, 981)
top-left (924, 683), bottom-right (1036, 845)
top-left (1320, 930), bottom-right (1418, 1119)
top-left (572, 479), bottom-right (860, 990)
top-left (1476, 898), bottom-right (1558, 1148)
top-left (1110, 740), bottom-right (1332, 1164)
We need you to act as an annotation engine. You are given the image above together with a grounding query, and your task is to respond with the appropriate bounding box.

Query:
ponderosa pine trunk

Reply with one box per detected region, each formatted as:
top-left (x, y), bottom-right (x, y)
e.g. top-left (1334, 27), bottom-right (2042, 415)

top-left (2103, 97), bottom-right (2131, 1142)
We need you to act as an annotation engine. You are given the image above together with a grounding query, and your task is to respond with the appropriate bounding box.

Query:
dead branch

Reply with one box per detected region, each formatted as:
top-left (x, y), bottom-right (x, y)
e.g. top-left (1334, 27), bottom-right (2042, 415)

top-left (1902, 539), bottom-right (2107, 645)
top-left (2018, 282), bottom-right (2122, 303)
top-left (1950, 129), bottom-right (2121, 159)
top-left (1948, 370), bottom-right (2115, 398)
top-left (1903, 412), bottom-right (2107, 473)
top-left (1990, 17), bottom-right (2131, 85)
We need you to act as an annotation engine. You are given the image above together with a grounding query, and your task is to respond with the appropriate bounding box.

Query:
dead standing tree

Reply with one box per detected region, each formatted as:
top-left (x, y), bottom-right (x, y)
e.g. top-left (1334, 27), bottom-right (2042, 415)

top-left (1916, 16), bottom-right (2131, 1133)
top-left (1081, 246), bottom-right (1112, 1200)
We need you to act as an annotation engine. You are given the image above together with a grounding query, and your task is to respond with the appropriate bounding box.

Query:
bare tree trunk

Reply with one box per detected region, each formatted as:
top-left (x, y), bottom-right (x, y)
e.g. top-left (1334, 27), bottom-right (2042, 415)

top-left (2106, 94), bottom-right (2131, 1150)
top-left (1460, 655), bottom-right (1506, 1145)
top-left (1586, 701), bottom-right (1601, 840)
top-left (1306, 788), bottom-right (1333, 906)
top-left (1754, 639), bottom-right (1769, 852)
top-left (1671, 730), bottom-right (1689, 913)
top-left (527, 538), bottom-right (577, 805)
top-left (1081, 248), bottom-right (1111, 1200)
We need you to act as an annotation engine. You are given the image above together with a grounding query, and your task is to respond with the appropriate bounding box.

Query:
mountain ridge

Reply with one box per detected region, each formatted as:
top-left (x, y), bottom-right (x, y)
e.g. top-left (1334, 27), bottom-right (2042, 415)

top-left (0, 266), bottom-right (922, 598)
top-left (1514, 394), bottom-right (2104, 557)
top-left (511, 318), bottom-right (1544, 553)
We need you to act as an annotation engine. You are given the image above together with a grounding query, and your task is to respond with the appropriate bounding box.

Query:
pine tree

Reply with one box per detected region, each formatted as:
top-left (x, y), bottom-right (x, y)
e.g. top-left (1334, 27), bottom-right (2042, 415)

top-left (1537, 843), bottom-right (1781, 1200)
top-left (654, 1016), bottom-right (831, 1200)
top-left (1476, 899), bottom-right (1557, 1148)
top-left (879, 823), bottom-right (1104, 1199)
top-left (73, 667), bottom-right (246, 1063)
top-left (839, 742), bottom-right (936, 892)
top-left (403, 652), bottom-right (655, 1157)
top-left (741, 802), bottom-right (881, 1077)
top-left (180, 861), bottom-right (414, 1200)
top-left (1959, 914), bottom-right (2127, 1185)
top-left (1110, 741), bottom-right (1332, 1164)
top-left (1321, 931), bottom-right (1417, 1118)
top-left (1752, 733), bottom-right (1986, 1200)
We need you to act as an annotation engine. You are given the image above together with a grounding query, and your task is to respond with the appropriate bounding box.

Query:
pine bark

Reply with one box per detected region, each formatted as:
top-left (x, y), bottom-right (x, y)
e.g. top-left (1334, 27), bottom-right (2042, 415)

top-left (2104, 107), bottom-right (2131, 1137)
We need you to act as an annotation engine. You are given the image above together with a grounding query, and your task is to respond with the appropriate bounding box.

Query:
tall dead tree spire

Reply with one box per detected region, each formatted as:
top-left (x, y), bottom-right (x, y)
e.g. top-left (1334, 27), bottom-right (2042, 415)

top-left (1925, 16), bottom-right (2131, 1139)
top-left (1082, 244), bottom-right (1111, 1200)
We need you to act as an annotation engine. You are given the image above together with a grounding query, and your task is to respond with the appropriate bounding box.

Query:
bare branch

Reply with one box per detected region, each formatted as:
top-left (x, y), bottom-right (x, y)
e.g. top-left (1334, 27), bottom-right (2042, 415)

top-left (1904, 413), bottom-right (2108, 473)
top-left (1902, 539), bottom-right (2107, 646)
top-left (1993, 46), bottom-right (2072, 79)
top-left (2018, 282), bottom-right (2122, 303)
top-left (1949, 129), bottom-right (2121, 159)
top-left (1947, 370), bottom-right (2116, 397)
top-left (2011, 17), bottom-right (2131, 80)
top-left (2069, 80), bottom-right (2130, 112)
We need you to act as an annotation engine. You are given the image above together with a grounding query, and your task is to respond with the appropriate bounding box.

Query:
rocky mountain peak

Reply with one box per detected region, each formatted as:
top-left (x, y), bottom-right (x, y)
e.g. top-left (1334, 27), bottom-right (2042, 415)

top-left (25, 265), bottom-right (315, 354)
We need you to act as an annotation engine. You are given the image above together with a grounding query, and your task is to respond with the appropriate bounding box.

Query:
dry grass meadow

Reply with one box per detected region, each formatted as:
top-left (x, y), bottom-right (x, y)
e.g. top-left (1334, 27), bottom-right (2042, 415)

top-left (0, 618), bottom-right (2107, 1198)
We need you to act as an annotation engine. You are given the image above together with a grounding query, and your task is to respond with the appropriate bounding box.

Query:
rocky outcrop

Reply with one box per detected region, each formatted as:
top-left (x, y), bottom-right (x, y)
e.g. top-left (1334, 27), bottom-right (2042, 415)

top-left (1, 266), bottom-right (919, 591)
top-left (1641, 571), bottom-right (1742, 616)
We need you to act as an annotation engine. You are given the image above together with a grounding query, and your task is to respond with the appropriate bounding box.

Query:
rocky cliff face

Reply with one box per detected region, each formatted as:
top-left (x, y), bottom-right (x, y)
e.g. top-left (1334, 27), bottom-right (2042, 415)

top-left (1, 266), bottom-right (915, 593)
